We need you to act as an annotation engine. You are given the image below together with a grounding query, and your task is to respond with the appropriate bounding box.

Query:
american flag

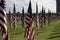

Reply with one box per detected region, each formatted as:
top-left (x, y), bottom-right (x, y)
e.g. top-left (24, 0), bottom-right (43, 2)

top-left (8, 9), bottom-right (12, 27)
top-left (10, 14), bottom-right (13, 27)
top-left (24, 0), bottom-right (35, 40)
top-left (35, 3), bottom-right (39, 31)
top-left (48, 10), bottom-right (51, 25)
top-left (41, 6), bottom-right (45, 28)
top-left (22, 7), bottom-right (25, 27)
top-left (12, 4), bottom-right (17, 30)
top-left (0, 6), bottom-right (8, 40)
top-left (12, 16), bottom-right (17, 30)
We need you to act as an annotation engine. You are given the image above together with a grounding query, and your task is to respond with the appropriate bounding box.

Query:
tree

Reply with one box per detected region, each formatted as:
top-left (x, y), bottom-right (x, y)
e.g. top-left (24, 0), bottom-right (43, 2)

top-left (9, 9), bottom-right (11, 17)
top-left (13, 4), bottom-right (16, 15)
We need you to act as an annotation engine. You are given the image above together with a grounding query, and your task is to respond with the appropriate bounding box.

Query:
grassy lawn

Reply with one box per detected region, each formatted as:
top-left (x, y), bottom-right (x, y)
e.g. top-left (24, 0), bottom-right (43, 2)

top-left (0, 20), bottom-right (60, 40)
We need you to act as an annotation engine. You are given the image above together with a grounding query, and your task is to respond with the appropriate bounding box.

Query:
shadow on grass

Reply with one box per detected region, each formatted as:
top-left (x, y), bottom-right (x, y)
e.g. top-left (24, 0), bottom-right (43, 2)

top-left (48, 35), bottom-right (60, 39)
top-left (35, 31), bottom-right (44, 36)
top-left (50, 32), bottom-right (60, 35)
top-left (52, 29), bottom-right (60, 32)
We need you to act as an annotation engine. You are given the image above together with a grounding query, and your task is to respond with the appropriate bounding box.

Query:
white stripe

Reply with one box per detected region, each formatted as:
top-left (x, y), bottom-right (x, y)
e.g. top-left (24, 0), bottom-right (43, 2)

top-left (0, 21), bottom-right (7, 32)
top-left (30, 22), bottom-right (34, 40)
top-left (25, 19), bottom-right (30, 24)
top-left (0, 14), bottom-right (7, 24)
top-left (31, 30), bottom-right (34, 40)
top-left (2, 33), bottom-right (6, 40)
top-left (0, 6), bottom-right (6, 16)
top-left (26, 16), bottom-right (30, 20)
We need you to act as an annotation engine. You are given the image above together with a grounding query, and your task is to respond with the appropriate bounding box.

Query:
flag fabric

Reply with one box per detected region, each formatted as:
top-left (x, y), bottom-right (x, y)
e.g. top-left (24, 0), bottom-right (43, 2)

top-left (48, 10), bottom-right (51, 25)
top-left (22, 7), bottom-right (25, 27)
top-left (8, 9), bottom-right (12, 27)
top-left (12, 4), bottom-right (17, 30)
top-left (10, 14), bottom-right (13, 27)
top-left (24, 0), bottom-right (35, 40)
top-left (12, 16), bottom-right (17, 30)
top-left (41, 6), bottom-right (46, 28)
top-left (35, 3), bottom-right (39, 31)
top-left (24, 17), bottom-right (34, 40)
top-left (0, 6), bottom-right (8, 40)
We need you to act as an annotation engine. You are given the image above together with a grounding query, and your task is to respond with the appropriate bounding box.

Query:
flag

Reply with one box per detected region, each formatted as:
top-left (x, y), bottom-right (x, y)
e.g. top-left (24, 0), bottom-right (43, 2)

top-left (41, 6), bottom-right (46, 28)
top-left (24, 0), bottom-right (35, 40)
top-left (12, 4), bottom-right (17, 30)
top-left (10, 14), bottom-right (13, 27)
top-left (35, 3), bottom-right (39, 31)
top-left (22, 7), bottom-right (25, 27)
top-left (48, 10), bottom-right (51, 25)
top-left (0, 6), bottom-right (8, 40)
top-left (8, 9), bottom-right (12, 27)
top-left (12, 16), bottom-right (17, 30)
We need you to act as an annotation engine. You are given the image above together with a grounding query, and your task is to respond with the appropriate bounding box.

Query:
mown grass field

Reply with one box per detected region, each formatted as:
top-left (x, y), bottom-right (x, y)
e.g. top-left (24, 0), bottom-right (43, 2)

top-left (0, 20), bottom-right (60, 40)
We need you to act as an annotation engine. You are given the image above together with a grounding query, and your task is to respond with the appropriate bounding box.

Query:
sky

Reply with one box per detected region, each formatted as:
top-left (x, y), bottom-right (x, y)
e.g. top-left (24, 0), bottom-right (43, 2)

top-left (6, 0), bottom-right (56, 13)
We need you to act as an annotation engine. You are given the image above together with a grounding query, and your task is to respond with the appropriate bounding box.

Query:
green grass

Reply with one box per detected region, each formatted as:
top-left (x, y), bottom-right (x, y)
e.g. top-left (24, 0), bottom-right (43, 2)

top-left (0, 20), bottom-right (60, 40)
